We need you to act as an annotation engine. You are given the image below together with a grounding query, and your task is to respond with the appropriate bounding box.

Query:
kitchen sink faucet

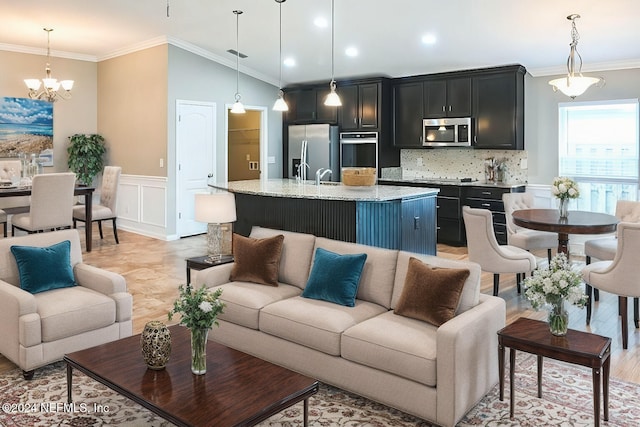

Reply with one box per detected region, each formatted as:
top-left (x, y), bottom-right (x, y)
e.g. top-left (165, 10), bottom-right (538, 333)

top-left (315, 168), bottom-right (332, 185)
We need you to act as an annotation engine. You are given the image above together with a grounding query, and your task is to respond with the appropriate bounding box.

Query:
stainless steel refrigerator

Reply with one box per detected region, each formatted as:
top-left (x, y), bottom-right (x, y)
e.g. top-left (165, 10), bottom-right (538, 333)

top-left (288, 124), bottom-right (340, 182)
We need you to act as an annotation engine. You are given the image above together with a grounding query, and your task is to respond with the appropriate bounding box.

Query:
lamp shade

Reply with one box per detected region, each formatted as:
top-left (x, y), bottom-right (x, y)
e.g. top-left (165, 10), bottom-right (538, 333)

top-left (195, 192), bottom-right (236, 224)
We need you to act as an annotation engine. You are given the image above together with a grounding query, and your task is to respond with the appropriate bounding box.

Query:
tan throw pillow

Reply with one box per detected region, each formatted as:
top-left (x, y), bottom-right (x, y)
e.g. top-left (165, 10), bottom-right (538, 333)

top-left (230, 233), bottom-right (285, 286)
top-left (394, 257), bottom-right (470, 326)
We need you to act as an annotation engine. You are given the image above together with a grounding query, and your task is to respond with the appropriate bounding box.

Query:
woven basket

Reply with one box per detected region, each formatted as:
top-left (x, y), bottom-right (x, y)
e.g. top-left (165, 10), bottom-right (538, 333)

top-left (342, 168), bottom-right (377, 186)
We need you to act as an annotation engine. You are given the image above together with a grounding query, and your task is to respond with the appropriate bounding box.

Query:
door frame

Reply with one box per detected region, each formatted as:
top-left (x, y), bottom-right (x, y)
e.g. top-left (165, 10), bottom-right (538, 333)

top-left (224, 104), bottom-right (268, 181)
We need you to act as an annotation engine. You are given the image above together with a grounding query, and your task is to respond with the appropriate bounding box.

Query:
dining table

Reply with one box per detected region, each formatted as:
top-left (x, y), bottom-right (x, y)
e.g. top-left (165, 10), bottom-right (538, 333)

top-left (511, 209), bottom-right (619, 255)
top-left (0, 184), bottom-right (95, 252)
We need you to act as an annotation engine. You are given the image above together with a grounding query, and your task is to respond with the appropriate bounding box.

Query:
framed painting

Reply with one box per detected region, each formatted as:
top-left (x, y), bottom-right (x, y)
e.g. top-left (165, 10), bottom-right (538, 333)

top-left (0, 97), bottom-right (54, 165)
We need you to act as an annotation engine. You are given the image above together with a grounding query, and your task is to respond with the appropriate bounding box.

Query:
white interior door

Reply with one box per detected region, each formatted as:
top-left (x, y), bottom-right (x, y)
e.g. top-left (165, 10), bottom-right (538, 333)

top-left (176, 100), bottom-right (216, 237)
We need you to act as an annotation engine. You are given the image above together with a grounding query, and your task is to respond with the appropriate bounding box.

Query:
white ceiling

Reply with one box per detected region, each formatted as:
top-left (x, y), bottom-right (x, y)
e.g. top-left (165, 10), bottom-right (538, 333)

top-left (2, 0), bottom-right (640, 86)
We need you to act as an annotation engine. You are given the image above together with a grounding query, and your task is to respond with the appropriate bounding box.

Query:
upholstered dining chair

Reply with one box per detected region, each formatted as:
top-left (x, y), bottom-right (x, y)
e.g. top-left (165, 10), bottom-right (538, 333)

top-left (73, 166), bottom-right (121, 244)
top-left (0, 210), bottom-right (7, 237)
top-left (582, 222), bottom-right (640, 350)
top-left (462, 206), bottom-right (537, 296)
top-left (502, 192), bottom-right (555, 263)
top-left (11, 172), bottom-right (76, 235)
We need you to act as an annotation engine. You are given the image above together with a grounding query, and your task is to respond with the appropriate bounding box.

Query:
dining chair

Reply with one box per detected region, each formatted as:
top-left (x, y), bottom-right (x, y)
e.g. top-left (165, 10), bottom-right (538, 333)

top-left (0, 210), bottom-right (6, 237)
top-left (502, 192), bottom-right (555, 264)
top-left (11, 172), bottom-right (76, 235)
top-left (462, 206), bottom-right (537, 296)
top-left (582, 222), bottom-right (640, 350)
top-left (73, 166), bottom-right (121, 244)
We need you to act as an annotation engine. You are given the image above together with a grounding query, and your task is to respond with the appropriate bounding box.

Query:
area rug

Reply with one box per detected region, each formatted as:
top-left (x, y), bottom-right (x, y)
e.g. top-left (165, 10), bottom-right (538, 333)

top-left (1, 353), bottom-right (639, 426)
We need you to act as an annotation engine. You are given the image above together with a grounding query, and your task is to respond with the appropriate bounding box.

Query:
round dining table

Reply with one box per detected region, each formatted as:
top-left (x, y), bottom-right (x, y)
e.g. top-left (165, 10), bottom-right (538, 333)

top-left (512, 209), bottom-right (619, 255)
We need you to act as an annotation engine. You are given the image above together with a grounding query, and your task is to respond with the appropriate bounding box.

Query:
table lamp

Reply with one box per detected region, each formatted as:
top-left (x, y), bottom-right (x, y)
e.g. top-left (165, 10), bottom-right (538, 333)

top-left (195, 192), bottom-right (237, 263)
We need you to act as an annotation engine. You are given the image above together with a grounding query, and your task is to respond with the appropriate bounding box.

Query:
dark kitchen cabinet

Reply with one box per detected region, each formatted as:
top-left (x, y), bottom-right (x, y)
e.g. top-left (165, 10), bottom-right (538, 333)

top-left (472, 66), bottom-right (525, 150)
top-left (424, 77), bottom-right (471, 118)
top-left (436, 185), bottom-right (464, 246)
top-left (339, 82), bottom-right (380, 130)
top-left (463, 185), bottom-right (525, 245)
top-left (284, 87), bottom-right (337, 124)
top-left (392, 81), bottom-right (424, 147)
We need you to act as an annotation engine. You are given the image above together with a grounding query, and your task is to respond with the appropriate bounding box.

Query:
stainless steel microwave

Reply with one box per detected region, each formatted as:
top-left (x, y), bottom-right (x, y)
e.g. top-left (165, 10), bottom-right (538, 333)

top-left (422, 117), bottom-right (472, 147)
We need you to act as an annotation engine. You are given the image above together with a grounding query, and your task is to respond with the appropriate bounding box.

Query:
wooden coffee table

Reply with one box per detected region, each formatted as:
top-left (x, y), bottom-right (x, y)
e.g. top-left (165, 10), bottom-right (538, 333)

top-left (64, 325), bottom-right (319, 426)
top-left (498, 317), bottom-right (611, 427)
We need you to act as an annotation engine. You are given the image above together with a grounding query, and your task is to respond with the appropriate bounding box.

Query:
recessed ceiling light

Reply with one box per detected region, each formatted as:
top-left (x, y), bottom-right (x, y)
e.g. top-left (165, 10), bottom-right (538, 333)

top-left (345, 47), bottom-right (358, 57)
top-left (283, 57), bottom-right (296, 67)
top-left (421, 34), bottom-right (437, 45)
top-left (314, 17), bottom-right (328, 28)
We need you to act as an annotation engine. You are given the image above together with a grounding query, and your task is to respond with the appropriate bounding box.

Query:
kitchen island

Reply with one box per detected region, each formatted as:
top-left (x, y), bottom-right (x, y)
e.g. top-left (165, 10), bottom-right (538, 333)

top-left (212, 179), bottom-right (439, 255)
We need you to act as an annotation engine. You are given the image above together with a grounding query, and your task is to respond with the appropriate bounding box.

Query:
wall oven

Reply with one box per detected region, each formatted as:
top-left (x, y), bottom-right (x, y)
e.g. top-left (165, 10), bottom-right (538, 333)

top-left (422, 117), bottom-right (472, 147)
top-left (340, 132), bottom-right (378, 172)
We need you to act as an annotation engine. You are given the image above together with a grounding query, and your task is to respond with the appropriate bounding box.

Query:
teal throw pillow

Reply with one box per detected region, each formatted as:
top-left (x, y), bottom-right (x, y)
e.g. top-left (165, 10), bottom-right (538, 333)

top-left (302, 247), bottom-right (367, 307)
top-left (10, 240), bottom-right (76, 294)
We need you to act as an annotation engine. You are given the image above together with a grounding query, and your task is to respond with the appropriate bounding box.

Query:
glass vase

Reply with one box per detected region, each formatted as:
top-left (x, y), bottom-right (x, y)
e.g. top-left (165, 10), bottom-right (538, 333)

top-left (190, 328), bottom-right (209, 375)
top-left (548, 297), bottom-right (569, 336)
top-left (558, 198), bottom-right (569, 218)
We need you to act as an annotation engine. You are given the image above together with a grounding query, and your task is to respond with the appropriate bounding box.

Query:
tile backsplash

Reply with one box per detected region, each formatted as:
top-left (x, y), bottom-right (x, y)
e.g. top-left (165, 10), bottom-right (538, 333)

top-left (391, 149), bottom-right (528, 183)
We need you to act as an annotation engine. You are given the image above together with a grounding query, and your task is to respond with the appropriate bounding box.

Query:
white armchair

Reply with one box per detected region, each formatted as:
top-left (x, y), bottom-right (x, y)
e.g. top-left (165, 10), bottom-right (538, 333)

top-left (462, 206), bottom-right (537, 296)
top-left (0, 229), bottom-right (132, 378)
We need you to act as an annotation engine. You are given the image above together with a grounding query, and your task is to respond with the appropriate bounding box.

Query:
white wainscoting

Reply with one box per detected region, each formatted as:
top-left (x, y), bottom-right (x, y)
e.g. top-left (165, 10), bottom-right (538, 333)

top-left (117, 174), bottom-right (173, 240)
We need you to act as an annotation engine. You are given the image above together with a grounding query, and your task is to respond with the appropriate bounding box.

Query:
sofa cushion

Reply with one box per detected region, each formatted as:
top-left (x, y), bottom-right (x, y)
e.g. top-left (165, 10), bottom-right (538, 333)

top-left (260, 296), bottom-right (386, 356)
top-left (34, 286), bottom-right (116, 342)
top-left (391, 251), bottom-right (480, 314)
top-left (213, 282), bottom-right (301, 330)
top-left (342, 310), bottom-right (438, 387)
top-left (314, 238), bottom-right (398, 309)
top-left (11, 240), bottom-right (76, 294)
top-left (302, 248), bottom-right (367, 307)
top-left (394, 257), bottom-right (469, 326)
top-left (250, 227), bottom-right (316, 290)
top-left (230, 233), bottom-right (284, 286)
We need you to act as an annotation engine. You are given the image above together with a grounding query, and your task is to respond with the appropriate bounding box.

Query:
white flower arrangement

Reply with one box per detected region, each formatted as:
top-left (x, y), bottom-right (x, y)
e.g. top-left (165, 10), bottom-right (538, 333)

top-left (551, 177), bottom-right (580, 200)
top-left (168, 284), bottom-right (225, 330)
top-left (523, 253), bottom-right (587, 310)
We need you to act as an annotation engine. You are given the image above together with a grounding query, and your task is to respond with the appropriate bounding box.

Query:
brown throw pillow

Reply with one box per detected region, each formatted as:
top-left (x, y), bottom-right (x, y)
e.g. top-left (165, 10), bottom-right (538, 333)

top-left (230, 233), bottom-right (285, 286)
top-left (394, 257), bottom-right (470, 327)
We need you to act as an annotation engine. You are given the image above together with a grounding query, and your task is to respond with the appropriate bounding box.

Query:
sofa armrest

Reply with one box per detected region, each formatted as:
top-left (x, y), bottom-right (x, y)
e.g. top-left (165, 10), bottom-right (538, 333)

top-left (74, 263), bottom-right (127, 295)
top-left (436, 294), bottom-right (506, 427)
top-left (194, 263), bottom-right (234, 288)
top-left (0, 280), bottom-right (40, 362)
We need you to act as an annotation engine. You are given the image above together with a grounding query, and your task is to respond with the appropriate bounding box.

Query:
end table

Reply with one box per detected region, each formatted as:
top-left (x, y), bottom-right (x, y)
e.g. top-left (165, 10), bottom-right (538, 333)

top-left (185, 255), bottom-right (234, 283)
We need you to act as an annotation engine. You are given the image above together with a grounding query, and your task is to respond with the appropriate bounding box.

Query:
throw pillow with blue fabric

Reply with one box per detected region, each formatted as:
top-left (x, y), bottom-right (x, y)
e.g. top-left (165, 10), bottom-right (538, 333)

top-left (302, 247), bottom-right (367, 307)
top-left (10, 240), bottom-right (76, 294)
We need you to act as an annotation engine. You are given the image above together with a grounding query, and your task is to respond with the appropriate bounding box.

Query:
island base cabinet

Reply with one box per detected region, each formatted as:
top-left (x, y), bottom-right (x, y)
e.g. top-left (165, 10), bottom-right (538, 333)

top-left (401, 197), bottom-right (437, 255)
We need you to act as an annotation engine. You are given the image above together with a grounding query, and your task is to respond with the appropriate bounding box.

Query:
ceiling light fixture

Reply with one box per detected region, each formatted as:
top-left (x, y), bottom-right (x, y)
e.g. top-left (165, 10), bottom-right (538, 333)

top-left (24, 28), bottom-right (74, 103)
top-left (324, 0), bottom-right (341, 107)
top-left (273, 0), bottom-right (288, 112)
top-left (548, 14), bottom-right (604, 99)
top-left (230, 10), bottom-right (246, 114)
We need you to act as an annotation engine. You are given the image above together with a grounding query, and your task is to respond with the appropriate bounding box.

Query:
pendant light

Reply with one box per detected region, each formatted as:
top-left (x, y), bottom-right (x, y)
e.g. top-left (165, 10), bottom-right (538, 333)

top-left (273, 0), bottom-right (289, 111)
top-left (24, 28), bottom-right (74, 103)
top-left (548, 14), bottom-right (604, 99)
top-left (324, 0), bottom-right (341, 107)
top-left (231, 10), bottom-right (246, 114)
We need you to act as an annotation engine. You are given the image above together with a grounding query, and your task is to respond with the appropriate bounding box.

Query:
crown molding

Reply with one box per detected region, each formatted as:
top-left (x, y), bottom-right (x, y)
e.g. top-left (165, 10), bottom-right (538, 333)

top-left (528, 59), bottom-right (640, 77)
top-left (0, 43), bottom-right (97, 62)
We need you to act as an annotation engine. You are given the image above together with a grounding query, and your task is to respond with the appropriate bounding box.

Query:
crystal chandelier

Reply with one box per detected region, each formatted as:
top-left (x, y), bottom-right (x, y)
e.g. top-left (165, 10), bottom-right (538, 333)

top-left (24, 28), bottom-right (74, 103)
top-left (548, 14), bottom-right (604, 99)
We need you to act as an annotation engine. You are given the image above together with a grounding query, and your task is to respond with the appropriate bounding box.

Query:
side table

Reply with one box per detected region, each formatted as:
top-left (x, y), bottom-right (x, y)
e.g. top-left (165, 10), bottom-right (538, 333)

top-left (185, 255), bottom-right (234, 283)
top-left (498, 317), bottom-right (611, 427)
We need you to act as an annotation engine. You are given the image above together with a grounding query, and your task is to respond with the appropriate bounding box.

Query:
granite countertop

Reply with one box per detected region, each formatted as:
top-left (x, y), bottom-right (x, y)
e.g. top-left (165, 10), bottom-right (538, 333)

top-left (379, 177), bottom-right (527, 189)
top-left (211, 179), bottom-right (439, 202)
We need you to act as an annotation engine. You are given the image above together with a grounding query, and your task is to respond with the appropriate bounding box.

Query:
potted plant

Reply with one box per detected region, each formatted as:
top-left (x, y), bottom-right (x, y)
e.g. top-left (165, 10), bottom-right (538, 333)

top-left (67, 134), bottom-right (106, 186)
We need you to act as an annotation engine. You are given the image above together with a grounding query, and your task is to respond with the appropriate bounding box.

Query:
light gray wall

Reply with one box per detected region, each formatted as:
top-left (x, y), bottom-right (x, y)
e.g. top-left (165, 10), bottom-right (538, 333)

top-left (525, 67), bottom-right (640, 185)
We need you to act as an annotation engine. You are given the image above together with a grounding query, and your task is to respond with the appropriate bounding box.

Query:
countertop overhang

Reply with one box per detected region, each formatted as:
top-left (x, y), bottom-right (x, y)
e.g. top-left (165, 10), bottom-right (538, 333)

top-left (211, 179), bottom-right (439, 202)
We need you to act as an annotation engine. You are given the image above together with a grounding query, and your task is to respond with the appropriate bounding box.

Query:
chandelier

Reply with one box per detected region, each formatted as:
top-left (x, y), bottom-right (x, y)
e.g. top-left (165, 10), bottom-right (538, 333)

top-left (548, 14), bottom-right (603, 99)
top-left (24, 28), bottom-right (74, 103)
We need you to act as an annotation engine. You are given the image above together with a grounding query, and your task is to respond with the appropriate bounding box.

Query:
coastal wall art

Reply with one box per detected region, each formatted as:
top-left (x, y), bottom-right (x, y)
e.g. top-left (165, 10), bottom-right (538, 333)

top-left (0, 97), bottom-right (53, 165)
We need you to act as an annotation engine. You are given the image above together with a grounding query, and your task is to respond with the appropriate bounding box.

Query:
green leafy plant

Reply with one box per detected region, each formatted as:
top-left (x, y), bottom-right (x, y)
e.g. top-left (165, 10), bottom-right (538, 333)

top-left (67, 134), bottom-right (107, 185)
top-left (168, 285), bottom-right (225, 330)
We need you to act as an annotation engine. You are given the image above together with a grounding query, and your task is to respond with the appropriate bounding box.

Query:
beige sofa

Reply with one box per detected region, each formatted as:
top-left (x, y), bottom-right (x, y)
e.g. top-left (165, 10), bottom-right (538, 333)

top-left (196, 227), bottom-right (505, 427)
top-left (0, 229), bottom-right (132, 378)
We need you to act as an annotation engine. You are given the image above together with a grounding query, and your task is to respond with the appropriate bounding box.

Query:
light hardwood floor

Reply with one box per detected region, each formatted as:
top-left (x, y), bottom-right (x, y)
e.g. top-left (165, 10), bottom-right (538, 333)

top-left (1, 228), bottom-right (639, 384)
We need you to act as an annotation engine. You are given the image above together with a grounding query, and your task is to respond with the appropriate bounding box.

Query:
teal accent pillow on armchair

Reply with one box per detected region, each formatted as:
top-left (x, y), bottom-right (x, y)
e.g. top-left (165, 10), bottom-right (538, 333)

top-left (10, 240), bottom-right (76, 294)
top-left (302, 247), bottom-right (367, 307)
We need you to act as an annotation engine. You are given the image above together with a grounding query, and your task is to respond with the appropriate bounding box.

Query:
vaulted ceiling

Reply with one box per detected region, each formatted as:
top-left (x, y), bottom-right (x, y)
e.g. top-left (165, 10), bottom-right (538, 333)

top-left (2, 0), bottom-right (639, 86)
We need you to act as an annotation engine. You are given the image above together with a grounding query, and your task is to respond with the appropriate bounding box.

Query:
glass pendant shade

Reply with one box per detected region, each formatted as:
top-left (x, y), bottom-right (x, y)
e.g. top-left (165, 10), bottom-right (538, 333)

top-left (324, 83), bottom-right (342, 106)
top-left (273, 0), bottom-right (289, 112)
top-left (273, 92), bottom-right (289, 111)
top-left (231, 96), bottom-right (246, 114)
top-left (24, 29), bottom-right (74, 102)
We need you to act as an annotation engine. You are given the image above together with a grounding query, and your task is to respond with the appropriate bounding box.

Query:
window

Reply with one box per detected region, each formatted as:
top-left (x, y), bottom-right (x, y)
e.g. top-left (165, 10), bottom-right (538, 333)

top-left (558, 99), bottom-right (639, 214)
